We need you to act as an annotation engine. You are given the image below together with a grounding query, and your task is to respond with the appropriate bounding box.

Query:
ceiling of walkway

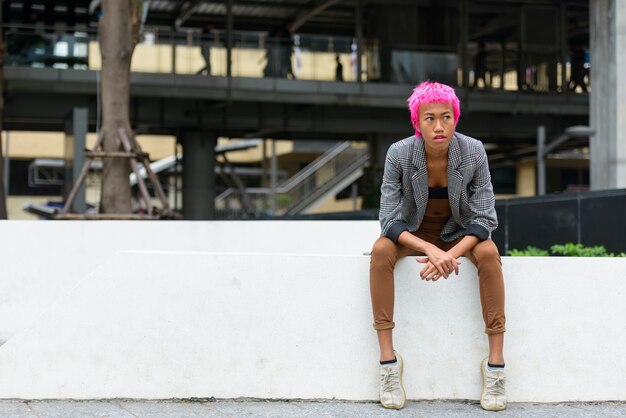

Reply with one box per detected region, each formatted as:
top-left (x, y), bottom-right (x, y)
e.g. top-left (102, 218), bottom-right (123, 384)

top-left (3, 0), bottom-right (589, 40)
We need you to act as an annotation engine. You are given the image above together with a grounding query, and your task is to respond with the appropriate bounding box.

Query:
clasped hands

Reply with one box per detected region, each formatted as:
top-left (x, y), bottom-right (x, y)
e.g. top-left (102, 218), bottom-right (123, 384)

top-left (416, 245), bottom-right (461, 281)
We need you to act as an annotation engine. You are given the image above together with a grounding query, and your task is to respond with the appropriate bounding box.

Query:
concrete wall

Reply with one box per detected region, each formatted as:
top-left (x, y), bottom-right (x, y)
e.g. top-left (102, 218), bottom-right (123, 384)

top-left (0, 221), bottom-right (379, 341)
top-left (0, 221), bottom-right (624, 401)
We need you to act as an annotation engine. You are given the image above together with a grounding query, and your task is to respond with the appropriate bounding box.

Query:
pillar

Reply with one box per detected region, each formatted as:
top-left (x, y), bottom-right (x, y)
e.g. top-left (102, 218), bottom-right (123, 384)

top-left (181, 131), bottom-right (216, 219)
top-left (590, 0), bottom-right (626, 190)
top-left (64, 107), bottom-right (87, 213)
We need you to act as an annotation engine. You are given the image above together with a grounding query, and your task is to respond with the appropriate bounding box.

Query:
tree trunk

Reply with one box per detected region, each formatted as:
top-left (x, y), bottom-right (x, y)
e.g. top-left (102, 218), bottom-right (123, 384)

top-left (0, 17), bottom-right (8, 219)
top-left (98, 0), bottom-right (141, 213)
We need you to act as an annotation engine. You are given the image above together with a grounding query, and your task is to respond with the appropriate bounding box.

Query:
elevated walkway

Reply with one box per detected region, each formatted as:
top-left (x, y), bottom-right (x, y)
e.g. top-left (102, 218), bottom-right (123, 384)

top-left (4, 67), bottom-right (588, 140)
top-left (0, 221), bottom-right (623, 401)
top-left (4, 67), bottom-right (589, 114)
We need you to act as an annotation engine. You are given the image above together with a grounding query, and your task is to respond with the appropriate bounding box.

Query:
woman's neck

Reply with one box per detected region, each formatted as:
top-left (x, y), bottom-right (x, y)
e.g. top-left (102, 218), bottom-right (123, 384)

top-left (425, 145), bottom-right (448, 162)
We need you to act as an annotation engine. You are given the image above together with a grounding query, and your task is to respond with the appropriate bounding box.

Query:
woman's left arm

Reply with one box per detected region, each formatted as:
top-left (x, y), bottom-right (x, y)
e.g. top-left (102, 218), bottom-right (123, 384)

top-left (463, 143), bottom-right (498, 241)
top-left (447, 235), bottom-right (479, 259)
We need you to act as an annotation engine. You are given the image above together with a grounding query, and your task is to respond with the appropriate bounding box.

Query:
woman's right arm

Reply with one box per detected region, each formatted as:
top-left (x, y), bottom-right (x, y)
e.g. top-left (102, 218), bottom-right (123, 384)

top-left (379, 144), bottom-right (409, 242)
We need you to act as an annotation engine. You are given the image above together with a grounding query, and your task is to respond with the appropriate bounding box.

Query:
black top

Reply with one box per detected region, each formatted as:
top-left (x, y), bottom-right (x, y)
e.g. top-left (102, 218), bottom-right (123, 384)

top-left (428, 187), bottom-right (448, 199)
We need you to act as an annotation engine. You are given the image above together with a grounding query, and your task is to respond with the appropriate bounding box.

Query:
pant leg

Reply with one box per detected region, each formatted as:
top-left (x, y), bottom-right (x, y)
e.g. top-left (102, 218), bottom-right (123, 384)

top-left (369, 230), bottom-right (448, 331)
top-left (369, 236), bottom-right (409, 330)
top-left (465, 239), bottom-right (506, 335)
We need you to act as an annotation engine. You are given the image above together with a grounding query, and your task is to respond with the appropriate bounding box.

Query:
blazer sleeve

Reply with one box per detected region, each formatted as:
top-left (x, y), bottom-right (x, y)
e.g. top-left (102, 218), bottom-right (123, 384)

top-left (464, 144), bottom-right (498, 241)
top-left (379, 144), bottom-right (409, 243)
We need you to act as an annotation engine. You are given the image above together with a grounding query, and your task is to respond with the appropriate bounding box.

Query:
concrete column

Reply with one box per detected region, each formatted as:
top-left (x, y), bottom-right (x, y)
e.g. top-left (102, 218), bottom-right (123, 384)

top-left (181, 131), bottom-right (216, 220)
top-left (590, 0), bottom-right (626, 190)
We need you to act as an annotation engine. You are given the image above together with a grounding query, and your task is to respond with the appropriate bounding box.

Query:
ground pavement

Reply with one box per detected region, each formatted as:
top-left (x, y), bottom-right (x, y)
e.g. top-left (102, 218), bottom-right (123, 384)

top-left (0, 399), bottom-right (625, 417)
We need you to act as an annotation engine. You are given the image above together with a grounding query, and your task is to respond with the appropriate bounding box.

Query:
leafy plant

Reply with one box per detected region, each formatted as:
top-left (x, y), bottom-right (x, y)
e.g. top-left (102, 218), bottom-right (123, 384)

top-left (550, 243), bottom-right (608, 257)
top-left (509, 243), bottom-right (626, 257)
top-left (508, 246), bottom-right (549, 256)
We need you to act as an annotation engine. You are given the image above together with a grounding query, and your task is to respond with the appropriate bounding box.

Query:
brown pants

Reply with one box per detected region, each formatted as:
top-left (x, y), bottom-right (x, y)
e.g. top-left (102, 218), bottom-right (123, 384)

top-left (369, 227), bottom-right (506, 335)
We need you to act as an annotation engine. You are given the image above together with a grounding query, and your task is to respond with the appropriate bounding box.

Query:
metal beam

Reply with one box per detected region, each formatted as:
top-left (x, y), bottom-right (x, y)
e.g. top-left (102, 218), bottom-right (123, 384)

top-left (88, 0), bottom-right (101, 15)
top-left (140, 0), bottom-right (151, 33)
top-left (175, 0), bottom-right (204, 28)
top-left (460, 0), bottom-right (469, 87)
top-left (355, 0), bottom-right (363, 83)
top-left (226, 0), bottom-right (233, 78)
top-left (286, 0), bottom-right (342, 33)
top-left (470, 15), bottom-right (518, 40)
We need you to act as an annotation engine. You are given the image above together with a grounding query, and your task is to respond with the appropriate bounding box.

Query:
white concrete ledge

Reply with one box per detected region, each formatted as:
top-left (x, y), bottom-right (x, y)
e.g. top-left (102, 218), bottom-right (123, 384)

top-left (0, 221), bottom-right (624, 401)
top-left (0, 221), bottom-right (379, 340)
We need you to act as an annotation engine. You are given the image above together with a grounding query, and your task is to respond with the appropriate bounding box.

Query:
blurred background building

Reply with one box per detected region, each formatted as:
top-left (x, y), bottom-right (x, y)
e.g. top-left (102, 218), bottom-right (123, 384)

top-left (0, 0), bottom-right (598, 220)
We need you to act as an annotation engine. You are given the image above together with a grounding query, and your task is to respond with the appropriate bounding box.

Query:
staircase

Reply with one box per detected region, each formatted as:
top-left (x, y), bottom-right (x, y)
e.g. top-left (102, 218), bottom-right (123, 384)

top-left (216, 141), bottom-right (369, 218)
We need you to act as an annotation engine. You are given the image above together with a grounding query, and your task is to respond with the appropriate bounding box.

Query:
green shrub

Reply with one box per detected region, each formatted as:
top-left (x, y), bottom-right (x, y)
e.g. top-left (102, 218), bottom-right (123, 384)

top-left (550, 243), bottom-right (608, 257)
top-left (508, 246), bottom-right (549, 256)
top-left (509, 243), bottom-right (626, 257)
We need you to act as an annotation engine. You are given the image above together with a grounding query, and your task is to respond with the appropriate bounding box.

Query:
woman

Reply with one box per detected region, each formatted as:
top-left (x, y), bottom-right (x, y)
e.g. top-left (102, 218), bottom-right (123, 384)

top-left (370, 81), bottom-right (506, 411)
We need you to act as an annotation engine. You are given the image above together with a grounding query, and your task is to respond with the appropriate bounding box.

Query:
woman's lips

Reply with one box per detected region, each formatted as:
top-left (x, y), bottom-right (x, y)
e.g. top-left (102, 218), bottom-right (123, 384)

top-left (434, 135), bottom-right (447, 141)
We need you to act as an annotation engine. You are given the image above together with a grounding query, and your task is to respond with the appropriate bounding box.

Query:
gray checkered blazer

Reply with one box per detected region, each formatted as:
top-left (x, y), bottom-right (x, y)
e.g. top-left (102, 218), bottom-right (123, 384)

top-left (379, 132), bottom-right (497, 243)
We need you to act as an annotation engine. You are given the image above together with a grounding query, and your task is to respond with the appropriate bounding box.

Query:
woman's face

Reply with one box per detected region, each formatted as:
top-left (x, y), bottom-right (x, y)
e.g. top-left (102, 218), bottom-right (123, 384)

top-left (418, 102), bottom-right (456, 150)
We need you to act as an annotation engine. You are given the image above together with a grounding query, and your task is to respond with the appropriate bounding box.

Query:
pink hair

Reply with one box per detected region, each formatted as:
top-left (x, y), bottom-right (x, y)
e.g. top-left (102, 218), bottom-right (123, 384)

top-left (407, 81), bottom-right (461, 136)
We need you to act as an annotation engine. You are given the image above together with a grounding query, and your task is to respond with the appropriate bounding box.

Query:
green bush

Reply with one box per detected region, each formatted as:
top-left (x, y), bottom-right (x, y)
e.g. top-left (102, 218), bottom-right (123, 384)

top-left (550, 243), bottom-right (607, 257)
top-left (509, 243), bottom-right (626, 257)
top-left (508, 246), bottom-right (549, 256)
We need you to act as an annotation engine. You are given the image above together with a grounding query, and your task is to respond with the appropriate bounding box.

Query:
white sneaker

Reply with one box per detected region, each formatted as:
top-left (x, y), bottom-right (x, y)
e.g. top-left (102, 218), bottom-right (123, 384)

top-left (480, 357), bottom-right (507, 411)
top-left (379, 351), bottom-right (406, 409)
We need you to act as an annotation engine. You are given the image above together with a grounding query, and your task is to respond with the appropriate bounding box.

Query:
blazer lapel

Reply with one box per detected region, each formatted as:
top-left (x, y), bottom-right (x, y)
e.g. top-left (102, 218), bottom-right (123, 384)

top-left (411, 136), bottom-right (429, 220)
top-left (447, 133), bottom-right (464, 223)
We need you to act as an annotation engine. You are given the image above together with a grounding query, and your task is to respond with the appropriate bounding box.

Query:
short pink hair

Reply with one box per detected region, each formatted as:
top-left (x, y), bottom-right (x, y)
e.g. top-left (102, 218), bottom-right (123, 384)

top-left (407, 81), bottom-right (461, 136)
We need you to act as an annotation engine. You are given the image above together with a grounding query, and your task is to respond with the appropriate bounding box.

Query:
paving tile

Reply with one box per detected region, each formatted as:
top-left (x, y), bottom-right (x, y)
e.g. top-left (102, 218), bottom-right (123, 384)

top-left (26, 400), bottom-right (134, 418)
top-left (211, 400), bottom-right (310, 418)
top-left (280, 401), bottom-right (388, 418)
top-left (0, 401), bottom-right (36, 418)
top-left (119, 400), bottom-right (225, 417)
top-left (2, 399), bottom-right (624, 418)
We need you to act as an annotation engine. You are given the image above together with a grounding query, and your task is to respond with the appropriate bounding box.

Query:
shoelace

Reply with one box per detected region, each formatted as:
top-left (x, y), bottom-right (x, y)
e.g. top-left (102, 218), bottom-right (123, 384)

top-left (381, 367), bottom-right (400, 392)
top-left (485, 374), bottom-right (506, 397)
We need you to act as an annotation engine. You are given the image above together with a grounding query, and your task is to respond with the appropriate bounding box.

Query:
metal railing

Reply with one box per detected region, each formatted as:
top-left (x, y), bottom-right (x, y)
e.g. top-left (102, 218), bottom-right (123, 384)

top-left (215, 141), bottom-right (369, 218)
top-left (4, 24), bottom-right (589, 93)
top-left (3, 24), bottom-right (369, 82)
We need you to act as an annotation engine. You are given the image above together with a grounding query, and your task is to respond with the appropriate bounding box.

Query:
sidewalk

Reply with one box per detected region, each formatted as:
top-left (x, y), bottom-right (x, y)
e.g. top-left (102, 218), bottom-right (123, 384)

top-left (1, 400), bottom-right (625, 417)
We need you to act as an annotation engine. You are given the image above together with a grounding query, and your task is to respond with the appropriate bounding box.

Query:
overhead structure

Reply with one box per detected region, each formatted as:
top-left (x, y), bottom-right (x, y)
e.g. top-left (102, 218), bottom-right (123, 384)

top-left (286, 0), bottom-right (343, 33)
top-left (175, 0), bottom-right (204, 28)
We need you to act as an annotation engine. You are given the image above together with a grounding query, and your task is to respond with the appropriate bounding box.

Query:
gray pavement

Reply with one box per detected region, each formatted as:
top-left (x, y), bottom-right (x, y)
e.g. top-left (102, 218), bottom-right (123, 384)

top-left (0, 400), bottom-right (625, 418)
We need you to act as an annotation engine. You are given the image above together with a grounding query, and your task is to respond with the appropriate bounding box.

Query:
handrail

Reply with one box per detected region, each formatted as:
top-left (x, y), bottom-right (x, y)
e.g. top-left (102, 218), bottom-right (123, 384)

top-left (276, 143), bottom-right (368, 213)
top-left (215, 141), bottom-right (369, 217)
top-left (276, 141), bottom-right (351, 191)
top-left (285, 150), bottom-right (370, 215)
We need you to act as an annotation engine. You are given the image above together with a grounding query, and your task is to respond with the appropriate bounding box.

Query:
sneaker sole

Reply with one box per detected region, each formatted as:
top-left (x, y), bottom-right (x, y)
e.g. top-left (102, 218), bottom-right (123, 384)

top-left (381, 353), bottom-right (406, 410)
top-left (480, 358), bottom-right (506, 411)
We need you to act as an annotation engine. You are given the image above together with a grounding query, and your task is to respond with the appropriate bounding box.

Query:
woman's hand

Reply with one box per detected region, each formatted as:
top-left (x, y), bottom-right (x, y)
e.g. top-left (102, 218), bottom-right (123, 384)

top-left (416, 244), bottom-right (461, 280)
